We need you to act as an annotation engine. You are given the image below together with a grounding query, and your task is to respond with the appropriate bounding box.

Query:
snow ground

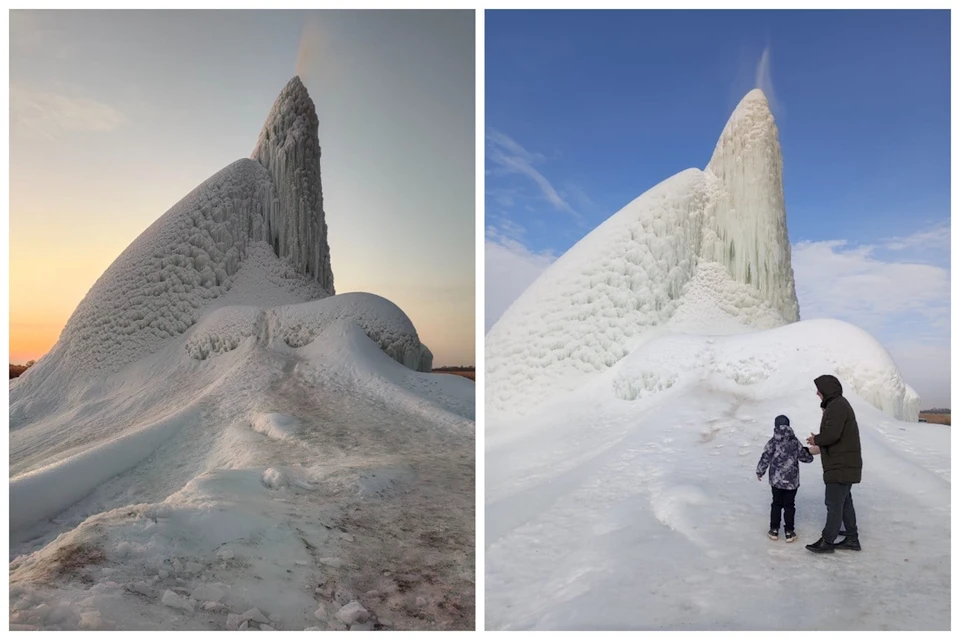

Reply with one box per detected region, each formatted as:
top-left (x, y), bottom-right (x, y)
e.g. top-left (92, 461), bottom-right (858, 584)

top-left (485, 327), bottom-right (948, 630)
top-left (10, 305), bottom-right (474, 631)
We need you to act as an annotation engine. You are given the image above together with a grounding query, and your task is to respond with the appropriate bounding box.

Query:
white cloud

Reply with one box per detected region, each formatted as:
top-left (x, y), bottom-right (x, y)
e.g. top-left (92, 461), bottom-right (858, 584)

top-left (791, 239), bottom-right (949, 334)
top-left (881, 220), bottom-right (951, 252)
top-left (487, 129), bottom-right (578, 218)
top-left (485, 226), bottom-right (555, 332)
top-left (791, 237), bottom-right (950, 407)
top-left (11, 85), bottom-right (127, 139)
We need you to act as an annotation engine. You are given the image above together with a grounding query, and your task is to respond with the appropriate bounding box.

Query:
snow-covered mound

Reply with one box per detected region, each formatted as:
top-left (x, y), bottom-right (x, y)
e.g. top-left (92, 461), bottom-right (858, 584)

top-left (271, 294), bottom-right (433, 372)
top-left (184, 292), bottom-right (433, 373)
top-left (10, 77), bottom-right (474, 631)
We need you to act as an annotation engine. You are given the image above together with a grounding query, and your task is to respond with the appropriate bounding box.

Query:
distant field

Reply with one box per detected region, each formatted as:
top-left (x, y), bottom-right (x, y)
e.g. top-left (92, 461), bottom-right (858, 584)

top-left (9, 364), bottom-right (32, 379)
top-left (919, 412), bottom-right (951, 426)
top-left (433, 368), bottom-right (475, 381)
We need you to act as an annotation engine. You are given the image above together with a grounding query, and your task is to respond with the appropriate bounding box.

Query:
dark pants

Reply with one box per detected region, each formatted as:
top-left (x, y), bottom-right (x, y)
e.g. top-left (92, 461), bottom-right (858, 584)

top-left (823, 482), bottom-right (858, 543)
top-left (770, 487), bottom-right (798, 532)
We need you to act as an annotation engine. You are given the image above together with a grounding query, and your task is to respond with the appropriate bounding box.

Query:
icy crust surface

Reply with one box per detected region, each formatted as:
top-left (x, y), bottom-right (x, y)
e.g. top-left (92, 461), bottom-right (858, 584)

top-left (486, 170), bottom-right (709, 415)
top-left (272, 294), bottom-right (434, 373)
top-left (184, 306), bottom-right (263, 361)
top-left (184, 292), bottom-right (434, 373)
top-left (486, 90), bottom-right (805, 417)
top-left (612, 319), bottom-right (919, 421)
top-left (252, 76), bottom-right (334, 295)
top-left (667, 261), bottom-right (786, 333)
top-left (49, 159), bottom-right (277, 378)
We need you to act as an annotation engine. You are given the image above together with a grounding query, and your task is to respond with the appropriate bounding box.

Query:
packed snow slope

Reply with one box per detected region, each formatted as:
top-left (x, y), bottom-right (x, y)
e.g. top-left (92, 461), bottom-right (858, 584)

top-left (485, 339), bottom-right (948, 629)
top-left (485, 89), bottom-right (938, 630)
top-left (10, 77), bottom-right (474, 631)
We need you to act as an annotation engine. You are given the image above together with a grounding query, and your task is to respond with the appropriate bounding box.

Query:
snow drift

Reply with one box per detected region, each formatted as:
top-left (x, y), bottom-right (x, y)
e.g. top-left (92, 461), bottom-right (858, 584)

top-left (485, 89), bottom-right (942, 630)
top-left (10, 77), bottom-right (473, 631)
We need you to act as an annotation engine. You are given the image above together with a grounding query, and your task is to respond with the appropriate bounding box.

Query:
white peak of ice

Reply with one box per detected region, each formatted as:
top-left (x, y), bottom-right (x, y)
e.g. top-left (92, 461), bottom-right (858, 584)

top-left (252, 76), bottom-right (335, 295)
top-left (702, 88), bottom-right (798, 323)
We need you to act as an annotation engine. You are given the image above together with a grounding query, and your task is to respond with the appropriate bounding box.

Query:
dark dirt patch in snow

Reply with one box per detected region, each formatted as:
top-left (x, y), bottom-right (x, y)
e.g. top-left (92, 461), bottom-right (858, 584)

top-left (46, 542), bottom-right (107, 585)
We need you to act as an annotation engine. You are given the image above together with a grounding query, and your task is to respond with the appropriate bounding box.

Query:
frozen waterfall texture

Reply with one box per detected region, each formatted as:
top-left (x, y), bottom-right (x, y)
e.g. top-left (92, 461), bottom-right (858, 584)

top-left (486, 89), bottom-right (919, 420)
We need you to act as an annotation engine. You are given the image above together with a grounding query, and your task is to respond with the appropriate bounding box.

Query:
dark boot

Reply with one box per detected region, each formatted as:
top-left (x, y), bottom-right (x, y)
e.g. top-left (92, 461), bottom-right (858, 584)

top-left (830, 536), bottom-right (862, 551)
top-left (805, 537), bottom-right (835, 554)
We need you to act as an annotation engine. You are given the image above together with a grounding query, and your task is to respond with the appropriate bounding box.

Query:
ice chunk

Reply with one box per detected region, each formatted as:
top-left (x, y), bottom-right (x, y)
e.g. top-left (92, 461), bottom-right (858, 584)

top-left (190, 583), bottom-right (225, 603)
top-left (161, 589), bottom-right (194, 612)
top-left (242, 607), bottom-right (271, 625)
top-left (336, 601), bottom-right (369, 625)
top-left (79, 611), bottom-right (102, 630)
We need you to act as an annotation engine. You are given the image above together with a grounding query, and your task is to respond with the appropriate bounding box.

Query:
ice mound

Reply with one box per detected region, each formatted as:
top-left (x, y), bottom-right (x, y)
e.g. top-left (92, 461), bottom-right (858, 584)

top-left (251, 414), bottom-right (299, 442)
top-left (185, 305), bottom-right (263, 361)
top-left (487, 89), bottom-right (916, 420)
top-left (612, 319), bottom-right (919, 420)
top-left (10, 76), bottom-right (433, 426)
top-left (12, 77), bottom-right (335, 398)
top-left (272, 293), bottom-right (433, 372)
top-left (184, 292), bottom-right (433, 373)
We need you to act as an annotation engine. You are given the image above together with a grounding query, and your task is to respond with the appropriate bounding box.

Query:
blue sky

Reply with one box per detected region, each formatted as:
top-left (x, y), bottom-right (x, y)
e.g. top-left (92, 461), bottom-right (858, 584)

top-left (485, 10), bottom-right (950, 407)
top-left (10, 10), bottom-right (475, 366)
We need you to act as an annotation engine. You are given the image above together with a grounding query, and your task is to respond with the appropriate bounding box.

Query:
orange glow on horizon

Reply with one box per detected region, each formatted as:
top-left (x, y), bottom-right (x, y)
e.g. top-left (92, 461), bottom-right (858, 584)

top-left (9, 322), bottom-right (61, 364)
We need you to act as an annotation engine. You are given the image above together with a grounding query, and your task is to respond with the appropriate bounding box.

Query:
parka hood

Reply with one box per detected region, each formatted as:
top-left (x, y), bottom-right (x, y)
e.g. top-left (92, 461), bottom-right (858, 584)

top-left (814, 375), bottom-right (843, 400)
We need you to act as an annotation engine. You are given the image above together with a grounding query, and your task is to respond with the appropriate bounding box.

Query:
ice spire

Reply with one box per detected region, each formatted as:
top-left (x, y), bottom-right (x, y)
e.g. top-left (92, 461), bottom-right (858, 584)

top-left (252, 76), bottom-right (335, 295)
top-left (702, 88), bottom-right (799, 322)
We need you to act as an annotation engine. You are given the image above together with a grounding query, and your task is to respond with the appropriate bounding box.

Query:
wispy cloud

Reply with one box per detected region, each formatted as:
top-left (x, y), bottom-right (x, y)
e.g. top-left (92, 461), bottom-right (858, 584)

top-left (792, 237), bottom-right (950, 342)
top-left (487, 129), bottom-right (580, 219)
top-left (11, 85), bottom-right (127, 139)
top-left (881, 220), bottom-right (951, 252)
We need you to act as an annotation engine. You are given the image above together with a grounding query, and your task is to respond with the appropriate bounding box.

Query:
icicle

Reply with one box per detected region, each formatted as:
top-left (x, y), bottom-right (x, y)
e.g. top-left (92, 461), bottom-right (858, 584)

top-left (251, 76), bottom-right (335, 295)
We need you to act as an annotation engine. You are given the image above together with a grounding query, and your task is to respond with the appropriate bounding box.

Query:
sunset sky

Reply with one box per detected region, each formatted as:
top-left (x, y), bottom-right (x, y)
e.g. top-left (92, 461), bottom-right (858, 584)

top-left (10, 10), bottom-right (475, 367)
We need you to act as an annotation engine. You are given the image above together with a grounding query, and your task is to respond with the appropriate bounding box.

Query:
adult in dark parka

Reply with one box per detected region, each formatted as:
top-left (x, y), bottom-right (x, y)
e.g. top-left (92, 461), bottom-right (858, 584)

top-left (805, 374), bottom-right (863, 553)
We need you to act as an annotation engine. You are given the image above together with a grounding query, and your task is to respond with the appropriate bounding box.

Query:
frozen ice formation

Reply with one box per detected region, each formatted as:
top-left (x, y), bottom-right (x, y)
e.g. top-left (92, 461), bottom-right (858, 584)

top-left (487, 89), bottom-right (918, 420)
top-left (252, 76), bottom-right (335, 295)
top-left (11, 76), bottom-right (432, 425)
top-left (24, 76), bottom-right (335, 381)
